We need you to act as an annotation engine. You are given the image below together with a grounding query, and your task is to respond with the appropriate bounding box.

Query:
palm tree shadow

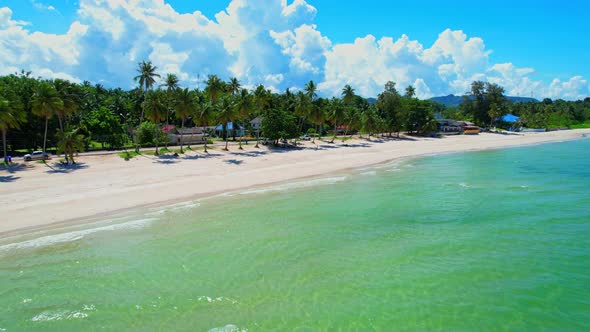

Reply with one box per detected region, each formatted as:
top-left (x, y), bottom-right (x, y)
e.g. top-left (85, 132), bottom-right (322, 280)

top-left (341, 142), bottom-right (371, 148)
top-left (230, 151), bottom-right (268, 158)
top-left (0, 175), bottom-right (20, 182)
top-left (183, 153), bottom-right (224, 160)
top-left (45, 162), bottom-right (89, 174)
top-left (153, 155), bottom-right (180, 164)
top-left (225, 159), bottom-right (244, 165)
top-left (0, 163), bottom-right (32, 174)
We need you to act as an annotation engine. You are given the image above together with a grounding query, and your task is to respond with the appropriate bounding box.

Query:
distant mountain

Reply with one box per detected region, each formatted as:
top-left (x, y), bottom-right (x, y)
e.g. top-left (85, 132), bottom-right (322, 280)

top-left (429, 94), bottom-right (538, 107)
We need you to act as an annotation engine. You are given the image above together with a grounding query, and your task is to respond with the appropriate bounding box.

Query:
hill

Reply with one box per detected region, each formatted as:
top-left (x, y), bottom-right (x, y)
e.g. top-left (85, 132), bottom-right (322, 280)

top-left (429, 94), bottom-right (538, 107)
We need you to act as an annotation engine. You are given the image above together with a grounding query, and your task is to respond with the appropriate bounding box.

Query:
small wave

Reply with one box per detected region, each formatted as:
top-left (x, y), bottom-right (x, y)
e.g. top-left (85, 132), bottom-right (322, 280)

top-left (359, 171), bottom-right (377, 176)
top-left (22, 298), bottom-right (32, 304)
top-left (197, 296), bottom-right (238, 305)
top-left (239, 176), bottom-right (347, 195)
top-left (0, 218), bottom-right (154, 253)
top-left (31, 309), bottom-right (89, 322)
top-left (145, 201), bottom-right (200, 216)
top-left (208, 325), bottom-right (248, 332)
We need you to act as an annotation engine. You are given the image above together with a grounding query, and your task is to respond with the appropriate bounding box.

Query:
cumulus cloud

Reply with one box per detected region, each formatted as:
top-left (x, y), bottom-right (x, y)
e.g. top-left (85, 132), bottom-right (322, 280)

top-left (0, 1), bottom-right (588, 100)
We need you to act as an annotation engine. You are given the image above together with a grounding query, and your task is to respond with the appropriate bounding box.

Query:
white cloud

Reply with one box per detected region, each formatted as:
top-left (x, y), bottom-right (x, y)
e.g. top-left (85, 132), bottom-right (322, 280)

top-left (31, 0), bottom-right (58, 12)
top-left (0, 1), bottom-right (588, 100)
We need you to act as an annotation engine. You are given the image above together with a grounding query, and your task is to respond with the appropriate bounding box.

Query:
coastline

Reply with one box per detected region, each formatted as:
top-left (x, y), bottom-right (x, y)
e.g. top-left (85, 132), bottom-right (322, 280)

top-left (1, 129), bottom-right (589, 236)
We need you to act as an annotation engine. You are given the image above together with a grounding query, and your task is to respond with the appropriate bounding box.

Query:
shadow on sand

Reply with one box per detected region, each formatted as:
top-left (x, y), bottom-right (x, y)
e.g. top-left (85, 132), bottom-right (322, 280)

top-left (225, 159), bottom-right (244, 165)
top-left (45, 162), bottom-right (89, 174)
top-left (0, 175), bottom-right (20, 182)
top-left (0, 163), bottom-right (32, 174)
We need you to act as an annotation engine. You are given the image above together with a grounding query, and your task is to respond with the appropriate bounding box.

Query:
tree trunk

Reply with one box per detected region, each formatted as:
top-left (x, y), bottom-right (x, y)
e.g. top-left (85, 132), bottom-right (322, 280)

top-left (2, 129), bottom-right (7, 163)
top-left (43, 117), bottom-right (49, 154)
top-left (331, 122), bottom-right (338, 143)
top-left (180, 118), bottom-right (185, 153)
top-left (154, 124), bottom-right (159, 156)
top-left (255, 130), bottom-right (260, 148)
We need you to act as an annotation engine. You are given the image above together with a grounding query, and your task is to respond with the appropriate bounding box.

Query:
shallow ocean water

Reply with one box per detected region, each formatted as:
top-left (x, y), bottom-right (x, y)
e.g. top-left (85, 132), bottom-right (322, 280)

top-left (1, 138), bottom-right (589, 331)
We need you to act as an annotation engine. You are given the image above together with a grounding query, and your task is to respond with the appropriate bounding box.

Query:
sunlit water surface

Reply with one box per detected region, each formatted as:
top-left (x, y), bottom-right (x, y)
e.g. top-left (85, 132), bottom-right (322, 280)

top-left (1, 138), bottom-right (589, 331)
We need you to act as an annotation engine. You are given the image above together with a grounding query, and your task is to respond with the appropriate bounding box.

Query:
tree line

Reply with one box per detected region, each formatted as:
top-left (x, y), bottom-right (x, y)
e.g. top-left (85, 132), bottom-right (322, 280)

top-left (448, 81), bottom-right (590, 129)
top-left (0, 62), bottom-right (442, 162)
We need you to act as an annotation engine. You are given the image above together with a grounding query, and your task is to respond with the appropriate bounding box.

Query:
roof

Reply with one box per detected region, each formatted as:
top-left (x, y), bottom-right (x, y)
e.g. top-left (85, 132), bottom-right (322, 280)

top-left (502, 114), bottom-right (520, 123)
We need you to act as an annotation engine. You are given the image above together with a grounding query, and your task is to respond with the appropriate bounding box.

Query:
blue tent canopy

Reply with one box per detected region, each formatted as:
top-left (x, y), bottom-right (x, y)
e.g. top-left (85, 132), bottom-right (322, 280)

top-left (501, 114), bottom-right (520, 123)
top-left (215, 122), bottom-right (244, 131)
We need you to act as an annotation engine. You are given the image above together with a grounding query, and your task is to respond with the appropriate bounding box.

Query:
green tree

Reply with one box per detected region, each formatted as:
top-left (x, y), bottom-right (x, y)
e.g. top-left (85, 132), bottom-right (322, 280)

top-left (405, 85), bottom-right (416, 99)
top-left (216, 96), bottom-right (236, 151)
top-left (205, 75), bottom-right (224, 103)
top-left (328, 98), bottom-right (345, 143)
top-left (260, 108), bottom-right (297, 144)
top-left (54, 79), bottom-right (79, 131)
top-left (134, 61), bottom-right (160, 121)
top-left (56, 127), bottom-right (85, 165)
top-left (253, 85), bottom-right (271, 148)
top-left (227, 77), bottom-right (241, 95)
top-left (196, 100), bottom-right (215, 153)
top-left (235, 88), bottom-right (253, 150)
top-left (31, 81), bottom-right (64, 154)
top-left (0, 84), bottom-right (25, 162)
top-left (174, 88), bottom-right (196, 153)
top-left (161, 73), bottom-right (179, 147)
top-left (143, 90), bottom-right (167, 155)
top-left (342, 84), bottom-right (355, 105)
top-left (362, 107), bottom-right (379, 139)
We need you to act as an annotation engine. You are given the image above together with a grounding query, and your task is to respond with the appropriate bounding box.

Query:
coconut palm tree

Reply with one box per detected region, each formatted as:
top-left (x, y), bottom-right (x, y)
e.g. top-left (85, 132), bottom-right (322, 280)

top-left (54, 79), bottom-right (79, 131)
top-left (196, 100), bottom-right (215, 153)
top-left (342, 106), bottom-right (360, 141)
top-left (0, 87), bottom-right (25, 163)
top-left (174, 88), bottom-right (196, 153)
top-left (161, 73), bottom-right (180, 147)
top-left (216, 96), bottom-right (236, 151)
top-left (56, 126), bottom-right (85, 165)
top-left (31, 81), bottom-right (64, 154)
top-left (235, 88), bottom-right (253, 150)
top-left (304, 80), bottom-right (318, 101)
top-left (134, 61), bottom-right (160, 121)
top-left (405, 85), bottom-right (416, 99)
top-left (329, 98), bottom-right (345, 143)
top-left (362, 107), bottom-right (379, 140)
top-left (253, 85), bottom-right (270, 148)
top-left (227, 77), bottom-right (241, 96)
top-left (307, 102), bottom-right (325, 144)
top-left (143, 90), bottom-right (167, 155)
top-left (342, 84), bottom-right (355, 105)
top-left (294, 91), bottom-right (311, 134)
top-left (205, 75), bottom-right (224, 103)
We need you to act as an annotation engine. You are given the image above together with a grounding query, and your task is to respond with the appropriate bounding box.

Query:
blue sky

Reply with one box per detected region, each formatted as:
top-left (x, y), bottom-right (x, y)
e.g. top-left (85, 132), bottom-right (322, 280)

top-left (1, 0), bottom-right (589, 99)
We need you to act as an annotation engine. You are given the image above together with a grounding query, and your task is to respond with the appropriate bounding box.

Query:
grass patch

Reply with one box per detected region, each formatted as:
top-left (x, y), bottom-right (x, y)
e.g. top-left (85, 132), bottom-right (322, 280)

top-left (118, 150), bottom-right (141, 160)
top-left (569, 122), bottom-right (590, 129)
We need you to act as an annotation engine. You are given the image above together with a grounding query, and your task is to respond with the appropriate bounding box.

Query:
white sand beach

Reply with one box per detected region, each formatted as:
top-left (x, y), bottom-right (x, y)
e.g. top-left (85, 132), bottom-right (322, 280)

top-left (1, 129), bottom-right (589, 235)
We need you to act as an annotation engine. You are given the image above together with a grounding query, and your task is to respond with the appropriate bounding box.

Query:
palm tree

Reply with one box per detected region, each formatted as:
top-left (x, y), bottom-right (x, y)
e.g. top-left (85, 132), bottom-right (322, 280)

top-left (143, 90), bottom-right (167, 155)
top-left (161, 73), bottom-right (180, 148)
top-left (342, 84), bottom-right (355, 105)
top-left (294, 91), bottom-right (312, 134)
top-left (174, 88), bottom-right (196, 153)
top-left (54, 79), bottom-right (79, 131)
top-left (205, 75), bottom-right (224, 103)
top-left (235, 88), bottom-right (253, 150)
top-left (307, 102), bottom-right (325, 144)
top-left (0, 87), bottom-right (25, 163)
top-left (134, 61), bottom-right (160, 121)
top-left (329, 98), bottom-right (345, 143)
top-left (216, 96), bottom-right (236, 151)
top-left (362, 107), bottom-right (379, 140)
top-left (196, 100), bottom-right (215, 153)
top-left (405, 85), bottom-right (416, 99)
top-left (253, 85), bottom-right (270, 148)
top-left (227, 77), bottom-right (241, 96)
top-left (56, 127), bottom-right (85, 165)
top-left (31, 82), bottom-right (64, 154)
top-left (342, 106), bottom-right (360, 141)
top-left (304, 80), bottom-right (318, 101)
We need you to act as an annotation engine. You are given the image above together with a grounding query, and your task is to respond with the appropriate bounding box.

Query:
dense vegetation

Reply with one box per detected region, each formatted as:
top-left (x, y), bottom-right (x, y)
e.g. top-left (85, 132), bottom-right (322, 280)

top-left (1, 67), bottom-right (589, 163)
top-left (0, 63), bottom-right (441, 161)
top-left (445, 81), bottom-right (590, 129)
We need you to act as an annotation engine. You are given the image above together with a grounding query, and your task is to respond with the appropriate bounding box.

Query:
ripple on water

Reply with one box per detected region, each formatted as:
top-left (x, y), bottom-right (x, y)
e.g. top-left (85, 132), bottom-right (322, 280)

top-left (208, 325), bottom-right (248, 332)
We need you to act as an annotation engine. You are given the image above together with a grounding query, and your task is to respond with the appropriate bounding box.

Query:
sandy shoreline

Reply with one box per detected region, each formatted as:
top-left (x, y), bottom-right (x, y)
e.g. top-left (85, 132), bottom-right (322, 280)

top-left (1, 129), bottom-right (589, 235)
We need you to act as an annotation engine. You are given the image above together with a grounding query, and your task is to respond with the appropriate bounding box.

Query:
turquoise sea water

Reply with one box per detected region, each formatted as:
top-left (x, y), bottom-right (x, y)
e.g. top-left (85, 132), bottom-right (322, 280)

top-left (1, 138), bottom-right (589, 331)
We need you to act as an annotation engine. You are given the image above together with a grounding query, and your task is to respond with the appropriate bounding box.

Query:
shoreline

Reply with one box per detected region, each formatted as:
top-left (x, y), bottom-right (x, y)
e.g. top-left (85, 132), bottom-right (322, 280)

top-left (2, 129), bottom-right (590, 237)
